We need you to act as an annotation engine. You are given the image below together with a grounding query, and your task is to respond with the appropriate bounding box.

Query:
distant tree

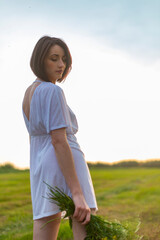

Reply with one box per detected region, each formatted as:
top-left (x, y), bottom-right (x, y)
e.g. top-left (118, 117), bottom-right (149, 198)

top-left (140, 160), bottom-right (160, 168)
top-left (87, 160), bottom-right (160, 168)
top-left (113, 161), bottom-right (139, 168)
top-left (0, 163), bottom-right (14, 169)
top-left (87, 162), bottom-right (111, 169)
top-left (0, 163), bottom-right (19, 173)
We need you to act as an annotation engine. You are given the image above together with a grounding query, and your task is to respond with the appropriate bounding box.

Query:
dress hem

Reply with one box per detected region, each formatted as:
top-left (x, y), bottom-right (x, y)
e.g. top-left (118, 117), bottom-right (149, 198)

top-left (33, 205), bottom-right (98, 220)
top-left (33, 209), bottom-right (61, 220)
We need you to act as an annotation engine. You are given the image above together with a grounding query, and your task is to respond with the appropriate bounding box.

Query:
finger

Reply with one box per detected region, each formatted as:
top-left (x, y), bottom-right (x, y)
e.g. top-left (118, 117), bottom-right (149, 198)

top-left (73, 207), bottom-right (82, 218)
top-left (77, 211), bottom-right (86, 222)
top-left (82, 212), bottom-right (91, 225)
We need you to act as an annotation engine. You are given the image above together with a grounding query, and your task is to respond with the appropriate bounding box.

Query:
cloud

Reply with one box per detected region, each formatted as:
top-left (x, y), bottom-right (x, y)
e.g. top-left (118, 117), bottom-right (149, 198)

top-left (72, 0), bottom-right (160, 61)
top-left (1, 0), bottom-right (160, 61)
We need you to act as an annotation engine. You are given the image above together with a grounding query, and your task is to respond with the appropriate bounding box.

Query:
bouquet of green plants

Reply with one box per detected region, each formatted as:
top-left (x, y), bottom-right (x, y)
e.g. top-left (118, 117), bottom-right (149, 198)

top-left (44, 182), bottom-right (142, 240)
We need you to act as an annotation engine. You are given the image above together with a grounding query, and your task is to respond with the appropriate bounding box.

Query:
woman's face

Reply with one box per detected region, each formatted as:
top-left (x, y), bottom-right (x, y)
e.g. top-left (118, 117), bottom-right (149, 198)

top-left (44, 44), bottom-right (67, 83)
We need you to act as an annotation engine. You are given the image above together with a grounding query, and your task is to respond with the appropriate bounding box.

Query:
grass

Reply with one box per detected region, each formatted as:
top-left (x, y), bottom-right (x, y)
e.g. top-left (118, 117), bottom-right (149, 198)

top-left (0, 168), bottom-right (160, 239)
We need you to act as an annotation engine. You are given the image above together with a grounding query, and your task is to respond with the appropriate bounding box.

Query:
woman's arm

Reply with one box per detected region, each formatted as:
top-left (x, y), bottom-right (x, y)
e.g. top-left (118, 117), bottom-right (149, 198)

top-left (51, 128), bottom-right (91, 224)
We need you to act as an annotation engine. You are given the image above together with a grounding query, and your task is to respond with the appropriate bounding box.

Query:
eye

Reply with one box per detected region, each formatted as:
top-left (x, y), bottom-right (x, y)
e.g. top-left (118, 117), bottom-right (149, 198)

top-left (63, 57), bottom-right (67, 63)
top-left (51, 58), bottom-right (57, 61)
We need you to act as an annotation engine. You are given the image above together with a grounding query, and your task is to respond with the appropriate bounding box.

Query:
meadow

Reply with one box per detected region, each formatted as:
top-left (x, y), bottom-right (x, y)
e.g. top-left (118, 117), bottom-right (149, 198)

top-left (0, 167), bottom-right (160, 240)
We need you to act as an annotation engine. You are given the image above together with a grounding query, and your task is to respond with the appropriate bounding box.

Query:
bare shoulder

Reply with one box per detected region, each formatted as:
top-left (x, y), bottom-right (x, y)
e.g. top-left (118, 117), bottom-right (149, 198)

top-left (24, 82), bottom-right (41, 100)
top-left (22, 82), bottom-right (41, 120)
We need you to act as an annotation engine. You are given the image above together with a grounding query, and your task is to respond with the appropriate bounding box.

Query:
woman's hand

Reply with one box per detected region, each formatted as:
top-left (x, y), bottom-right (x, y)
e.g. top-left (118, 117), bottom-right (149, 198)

top-left (51, 128), bottom-right (91, 225)
top-left (72, 193), bottom-right (91, 225)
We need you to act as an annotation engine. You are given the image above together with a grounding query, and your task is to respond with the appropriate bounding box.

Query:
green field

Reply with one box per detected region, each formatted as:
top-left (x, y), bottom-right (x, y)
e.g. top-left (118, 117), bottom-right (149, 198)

top-left (0, 168), bottom-right (160, 240)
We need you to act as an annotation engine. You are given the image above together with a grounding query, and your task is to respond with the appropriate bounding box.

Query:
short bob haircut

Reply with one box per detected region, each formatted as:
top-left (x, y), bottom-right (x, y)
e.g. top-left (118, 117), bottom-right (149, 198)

top-left (30, 36), bottom-right (72, 83)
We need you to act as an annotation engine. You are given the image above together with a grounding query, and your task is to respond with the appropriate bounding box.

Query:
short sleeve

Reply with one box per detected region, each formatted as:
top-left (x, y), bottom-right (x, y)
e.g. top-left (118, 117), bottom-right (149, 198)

top-left (41, 84), bottom-right (71, 134)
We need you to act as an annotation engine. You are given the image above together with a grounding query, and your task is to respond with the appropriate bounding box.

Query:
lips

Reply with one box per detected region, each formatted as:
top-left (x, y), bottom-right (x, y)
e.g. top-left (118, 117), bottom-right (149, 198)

top-left (56, 70), bottom-right (63, 74)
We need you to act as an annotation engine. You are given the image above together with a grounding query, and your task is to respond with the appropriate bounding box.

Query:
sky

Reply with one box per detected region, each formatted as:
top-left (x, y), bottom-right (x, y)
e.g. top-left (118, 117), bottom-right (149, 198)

top-left (0, 0), bottom-right (160, 168)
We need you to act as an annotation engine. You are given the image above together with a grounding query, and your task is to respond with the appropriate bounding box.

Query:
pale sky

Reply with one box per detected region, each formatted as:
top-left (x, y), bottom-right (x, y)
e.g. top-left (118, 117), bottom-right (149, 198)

top-left (0, 0), bottom-right (160, 168)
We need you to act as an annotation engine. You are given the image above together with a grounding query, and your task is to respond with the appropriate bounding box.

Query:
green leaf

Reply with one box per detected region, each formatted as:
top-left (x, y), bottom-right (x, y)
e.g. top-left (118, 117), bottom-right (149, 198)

top-left (44, 182), bottom-right (142, 240)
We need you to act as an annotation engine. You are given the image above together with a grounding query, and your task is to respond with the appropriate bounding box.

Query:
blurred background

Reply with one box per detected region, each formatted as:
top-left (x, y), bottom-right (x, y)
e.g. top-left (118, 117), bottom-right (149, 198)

top-left (0, 0), bottom-right (160, 169)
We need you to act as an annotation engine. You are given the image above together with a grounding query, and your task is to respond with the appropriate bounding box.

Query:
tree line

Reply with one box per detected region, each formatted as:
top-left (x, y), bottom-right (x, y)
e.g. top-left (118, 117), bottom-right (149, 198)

top-left (1, 160), bottom-right (160, 173)
top-left (87, 160), bottom-right (160, 168)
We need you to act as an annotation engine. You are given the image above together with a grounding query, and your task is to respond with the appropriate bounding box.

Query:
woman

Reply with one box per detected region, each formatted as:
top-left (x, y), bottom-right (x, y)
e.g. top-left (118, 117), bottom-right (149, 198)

top-left (22, 36), bottom-right (97, 240)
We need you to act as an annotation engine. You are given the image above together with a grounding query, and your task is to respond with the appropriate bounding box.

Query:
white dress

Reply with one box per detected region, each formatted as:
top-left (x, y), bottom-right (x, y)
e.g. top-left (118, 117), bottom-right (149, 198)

top-left (22, 79), bottom-right (98, 220)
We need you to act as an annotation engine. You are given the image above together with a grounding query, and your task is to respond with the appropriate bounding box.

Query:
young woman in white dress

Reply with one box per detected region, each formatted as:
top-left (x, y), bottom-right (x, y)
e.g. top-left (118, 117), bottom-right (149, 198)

top-left (22, 36), bottom-right (97, 240)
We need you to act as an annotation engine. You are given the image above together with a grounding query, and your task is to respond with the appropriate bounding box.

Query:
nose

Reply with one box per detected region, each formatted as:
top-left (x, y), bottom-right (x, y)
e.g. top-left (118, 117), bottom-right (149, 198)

top-left (58, 58), bottom-right (66, 68)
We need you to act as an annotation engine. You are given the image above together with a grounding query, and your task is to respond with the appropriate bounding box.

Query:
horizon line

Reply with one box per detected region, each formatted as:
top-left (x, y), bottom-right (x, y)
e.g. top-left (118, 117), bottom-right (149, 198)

top-left (1, 158), bottom-right (160, 170)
